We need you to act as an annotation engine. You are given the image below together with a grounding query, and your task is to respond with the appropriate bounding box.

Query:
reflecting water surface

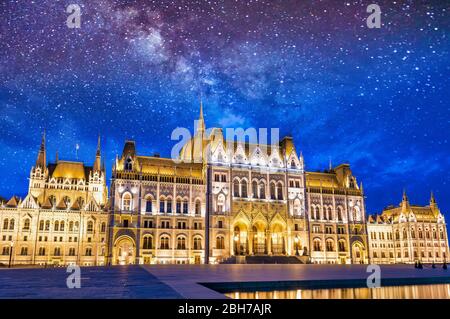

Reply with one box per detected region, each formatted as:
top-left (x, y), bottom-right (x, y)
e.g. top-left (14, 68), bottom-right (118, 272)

top-left (225, 284), bottom-right (450, 299)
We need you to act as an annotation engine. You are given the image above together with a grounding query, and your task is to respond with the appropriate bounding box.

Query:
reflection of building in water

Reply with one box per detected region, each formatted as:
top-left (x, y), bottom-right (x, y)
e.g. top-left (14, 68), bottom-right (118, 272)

top-left (226, 284), bottom-right (450, 299)
top-left (0, 103), bottom-right (448, 266)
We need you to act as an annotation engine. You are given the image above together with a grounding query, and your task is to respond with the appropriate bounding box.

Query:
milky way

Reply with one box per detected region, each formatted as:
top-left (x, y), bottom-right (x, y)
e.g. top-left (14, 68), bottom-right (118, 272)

top-left (0, 0), bottom-right (449, 216)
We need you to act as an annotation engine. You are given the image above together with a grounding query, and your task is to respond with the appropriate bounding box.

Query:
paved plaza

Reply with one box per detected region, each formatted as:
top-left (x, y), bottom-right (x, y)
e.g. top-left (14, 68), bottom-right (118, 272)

top-left (0, 264), bottom-right (449, 298)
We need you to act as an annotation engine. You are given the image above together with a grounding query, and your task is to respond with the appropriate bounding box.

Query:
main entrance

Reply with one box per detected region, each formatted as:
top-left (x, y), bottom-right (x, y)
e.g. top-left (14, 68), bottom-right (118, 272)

top-left (114, 236), bottom-right (136, 265)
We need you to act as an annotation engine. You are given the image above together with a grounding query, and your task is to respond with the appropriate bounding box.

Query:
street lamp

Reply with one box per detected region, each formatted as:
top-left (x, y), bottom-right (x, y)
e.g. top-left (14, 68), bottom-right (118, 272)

top-left (294, 237), bottom-right (299, 256)
top-left (8, 241), bottom-right (14, 268)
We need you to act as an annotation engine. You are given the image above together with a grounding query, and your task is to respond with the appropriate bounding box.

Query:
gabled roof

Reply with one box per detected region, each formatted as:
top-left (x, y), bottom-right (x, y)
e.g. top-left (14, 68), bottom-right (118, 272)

top-left (6, 196), bottom-right (21, 208)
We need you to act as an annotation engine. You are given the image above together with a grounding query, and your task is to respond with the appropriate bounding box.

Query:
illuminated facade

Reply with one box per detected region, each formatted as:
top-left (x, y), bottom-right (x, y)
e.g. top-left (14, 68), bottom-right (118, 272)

top-left (0, 105), bottom-right (447, 266)
top-left (0, 135), bottom-right (108, 266)
top-left (367, 192), bottom-right (449, 264)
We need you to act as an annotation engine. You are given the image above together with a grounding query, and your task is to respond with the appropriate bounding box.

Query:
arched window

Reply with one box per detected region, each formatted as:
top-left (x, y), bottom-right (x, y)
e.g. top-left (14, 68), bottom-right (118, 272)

top-left (160, 236), bottom-right (170, 249)
top-left (3, 218), bottom-right (8, 230)
top-left (176, 199), bottom-right (182, 214)
top-left (193, 237), bottom-right (202, 250)
top-left (166, 198), bottom-right (172, 213)
top-left (101, 222), bottom-right (106, 233)
top-left (9, 219), bottom-right (14, 230)
top-left (195, 200), bottom-right (201, 215)
top-left (23, 218), bottom-right (30, 231)
top-left (177, 236), bottom-right (186, 250)
top-left (252, 181), bottom-right (258, 199)
top-left (277, 182), bottom-right (283, 200)
top-left (338, 240), bottom-right (346, 252)
top-left (315, 207), bottom-right (320, 220)
top-left (216, 236), bottom-right (225, 249)
top-left (395, 229), bottom-right (400, 240)
top-left (69, 221), bottom-right (74, 232)
top-left (160, 197), bottom-right (166, 213)
top-left (217, 194), bottom-right (225, 213)
top-left (87, 221), bottom-right (94, 233)
top-left (313, 239), bottom-right (321, 251)
top-left (337, 207), bottom-right (343, 221)
top-left (122, 193), bottom-right (132, 211)
top-left (74, 221), bottom-right (79, 231)
top-left (183, 199), bottom-right (188, 214)
top-left (259, 182), bottom-right (266, 199)
top-left (39, 220), bottom-right (44, 231)
top-left (145, 196), bottom-right (153, 213)
top-left (125, 157), bottom-right (133, 171)
top-left (402, 228), bottom-right (407, 239)
top-left (241, 180), bottom-right (248, 198)
top-left (233, 180), bottom-right (240, 197)
top-left (45, 220), bottom-right (50, 231)
top-left (270, 183), bottom-right (276, 200)
top-left (326, 240), bottom-right (334, 252)
top-left (418, 228), bottom-right (423, 239)
top-left (433, 229), bottom-right (437, 239)
top-left (54, 221), bottom-right (59, 231)
top-left (143, 236), bottom-right (153, 249)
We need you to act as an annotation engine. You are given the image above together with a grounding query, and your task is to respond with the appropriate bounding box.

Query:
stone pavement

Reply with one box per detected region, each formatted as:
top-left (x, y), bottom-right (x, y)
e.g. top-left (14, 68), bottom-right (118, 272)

top-left (1, 264), bottom-right (450, 298)
top-left (0, 266), bottom-right (182, 299)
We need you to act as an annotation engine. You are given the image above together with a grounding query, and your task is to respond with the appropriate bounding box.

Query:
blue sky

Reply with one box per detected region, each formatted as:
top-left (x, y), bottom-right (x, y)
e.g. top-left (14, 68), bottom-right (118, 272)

top-left (1, 0), bottom-right (449, 217)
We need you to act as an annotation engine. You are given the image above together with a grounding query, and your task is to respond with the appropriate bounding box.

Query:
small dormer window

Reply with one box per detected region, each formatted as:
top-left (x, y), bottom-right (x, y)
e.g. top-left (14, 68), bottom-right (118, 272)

top-left (125, 157), bottom-right (133, 171)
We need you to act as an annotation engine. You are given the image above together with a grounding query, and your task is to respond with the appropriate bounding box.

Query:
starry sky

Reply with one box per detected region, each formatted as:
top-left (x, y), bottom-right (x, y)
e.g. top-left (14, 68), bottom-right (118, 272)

top-left (1, 0), bottom-right (449, 217)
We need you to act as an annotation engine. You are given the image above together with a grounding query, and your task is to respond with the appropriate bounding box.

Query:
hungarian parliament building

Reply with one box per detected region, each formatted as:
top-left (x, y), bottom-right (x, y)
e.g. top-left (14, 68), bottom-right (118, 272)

top-left (0, 106), bottom-right (448, 267)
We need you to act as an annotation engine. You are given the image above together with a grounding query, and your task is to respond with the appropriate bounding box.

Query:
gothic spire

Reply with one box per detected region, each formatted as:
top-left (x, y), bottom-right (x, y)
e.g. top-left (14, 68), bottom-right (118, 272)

top-left (430, 191), bottom-right (437, 208)
top-left (35, 130), bottom-right (46, 168)
top-left (197, 98), bottom-right (205, 133)
top-left (94, 135), bottom-right (101, 172)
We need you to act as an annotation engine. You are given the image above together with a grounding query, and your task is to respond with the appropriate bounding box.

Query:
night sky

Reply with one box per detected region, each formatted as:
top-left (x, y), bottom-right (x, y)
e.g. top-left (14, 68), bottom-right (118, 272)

top-left (1, 1), bottom-right (449, 217)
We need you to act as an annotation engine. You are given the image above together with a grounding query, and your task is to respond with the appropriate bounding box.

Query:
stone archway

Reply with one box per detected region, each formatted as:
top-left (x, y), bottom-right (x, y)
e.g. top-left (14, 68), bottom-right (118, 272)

top-left (351, 241), bottom-right (366, 264)
top-left (270, 223), bottom-right (285, 255)
top-left (114, 236), bottom-right (136, 265)
top-left (251, 221), bottom-right (267, 255)
top-left (233, 222), bottom-right (248, 256)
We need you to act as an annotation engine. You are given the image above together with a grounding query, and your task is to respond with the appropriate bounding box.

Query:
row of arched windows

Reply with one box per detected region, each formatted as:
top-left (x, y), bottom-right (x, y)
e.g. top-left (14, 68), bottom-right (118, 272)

top-left (143, 235), bottom-right (203, 250)
top-left (35, 220), bottom-right (106, 233)
top-left (311, 206), bottom-right (345, 221)
top-left (233, 179), bottom-right (284, 200)
top-left (395, 227), bottom-right (445, 240)
top-left (122, 193), bottom-right (202, 215)
top-left (313, 238), bottom-right (346, 252)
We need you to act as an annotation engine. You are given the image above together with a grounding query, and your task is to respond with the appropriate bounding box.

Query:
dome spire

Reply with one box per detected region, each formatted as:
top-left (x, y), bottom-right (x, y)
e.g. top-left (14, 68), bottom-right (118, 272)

top-left (197, 96), bottom-right (205, 133)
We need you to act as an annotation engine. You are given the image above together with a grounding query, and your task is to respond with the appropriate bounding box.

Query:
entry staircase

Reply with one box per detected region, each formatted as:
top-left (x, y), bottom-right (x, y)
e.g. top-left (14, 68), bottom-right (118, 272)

top-left (220, 255), bottom-right (309, 264)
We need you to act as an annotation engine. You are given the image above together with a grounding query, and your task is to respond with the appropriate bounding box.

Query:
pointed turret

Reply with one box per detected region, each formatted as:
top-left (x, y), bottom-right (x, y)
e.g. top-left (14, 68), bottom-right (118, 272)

top-left (197, 98), bottom-right (205, 134)
top-left (93, 135), bottom-right (101, 172)
top-left (430, 191), bottom-right (437, 208)
top-left (401, 189), bottom-right (410, 212)
top-left (35, 131), bottom-right (46, 168)
top-left (360, 181), bottom-right (364, 194)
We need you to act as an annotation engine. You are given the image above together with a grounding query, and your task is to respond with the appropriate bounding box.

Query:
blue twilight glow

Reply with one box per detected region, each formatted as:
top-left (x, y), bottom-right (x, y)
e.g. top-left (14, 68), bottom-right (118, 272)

top-left (0, 0), bottom-right (449, 217)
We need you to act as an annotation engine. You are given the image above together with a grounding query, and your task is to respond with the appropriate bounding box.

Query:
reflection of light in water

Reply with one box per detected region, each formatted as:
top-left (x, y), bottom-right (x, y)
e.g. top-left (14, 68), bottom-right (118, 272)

top-left (224, 284), bottom-right (450, 299)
